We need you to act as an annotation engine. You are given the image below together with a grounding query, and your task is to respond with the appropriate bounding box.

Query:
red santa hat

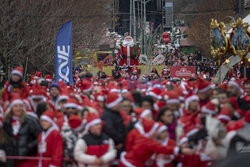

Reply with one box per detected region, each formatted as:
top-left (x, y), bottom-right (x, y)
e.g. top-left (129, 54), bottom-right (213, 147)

top-left (147, 88), bottom-right (162, 100)
top-left (81, 79), bottom-right (93, 93)
top-left (68, 115), bottom-right (85, 132)
top-left (93, 92), bottom-right (105, 102)
top-left (11, 67), bottom-right (23, 78)
top-left (228, 79), bottom-right (241, 89)
top-left (157, 122), bottom-right (168, 135)
top-left (40, 110), bottom-right (59, 129)
top-left (9, 93), bottom-right (24, 109)
top-left (109, 85), bottom-right (121, 93)
top-left (134, 108), bottom-right (152, 119)
top-left (153, 101), bottom-right (166, 112)
top-left (30, 84), bottom-right (47, 99)
top-left (201, 102), bottom-right (217, 115)
top-left (122, 93), bottom-right (135, 106)
top-left (34, 71), bottom-right (42, 79)
top-left (184, 93), bottom-right (199, 110)
top-left (45, 74), bottom-right (53, 82)
top-left (57, 91), bottom-right (69, 104)
top-left (179, 134), bottom-right (188, 146)
top-left (164, 91), bottom-right (180, 104)
top-left (185, 124), bottom-right (200, 137)
top-left (136, 118), bottom-right (160, 137)
top-left (216, 108), bottom-right (232, 124)
top-left (85, 113), bottom-right (102, 130)
top-left (105, 92), bottom-right (123, 108)
top-left (197, 77), bottom-right (213, 93)
top-left (23, 98), bottom-right (37, 118)
top-left (64, 97), bottom-right (79, 109)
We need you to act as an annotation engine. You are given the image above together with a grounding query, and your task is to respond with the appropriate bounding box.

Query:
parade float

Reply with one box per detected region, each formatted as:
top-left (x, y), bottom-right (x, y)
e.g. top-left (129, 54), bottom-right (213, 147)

top-left (211, 15), bottom-right (250, 84)
top-left (73, 25), bottom-right (190, 78)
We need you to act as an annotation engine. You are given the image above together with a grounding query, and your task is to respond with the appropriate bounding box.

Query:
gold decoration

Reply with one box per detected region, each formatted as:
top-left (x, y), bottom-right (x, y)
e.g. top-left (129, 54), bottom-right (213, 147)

top-left (210, 19), bottom-right (228, 66)
top-left (229, 18), bottom-right (250, 59)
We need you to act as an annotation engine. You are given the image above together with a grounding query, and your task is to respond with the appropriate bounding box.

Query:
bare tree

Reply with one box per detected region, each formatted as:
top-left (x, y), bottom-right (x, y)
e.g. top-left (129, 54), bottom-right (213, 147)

top-left (185, 0), bottom-right (235, 57)
top-left (0, 0), bottom-right (112, 78)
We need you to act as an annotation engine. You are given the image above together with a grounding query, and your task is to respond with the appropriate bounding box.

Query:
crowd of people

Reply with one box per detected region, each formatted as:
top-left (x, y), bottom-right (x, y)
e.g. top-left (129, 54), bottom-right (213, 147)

top-left (0, 64), bottom-right (249, 167)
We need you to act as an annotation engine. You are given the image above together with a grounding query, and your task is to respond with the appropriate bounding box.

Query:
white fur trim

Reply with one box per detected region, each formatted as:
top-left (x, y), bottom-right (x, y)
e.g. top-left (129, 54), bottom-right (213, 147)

top-left (97, 95), bottom-right (105, 102)
top-left (34, 76), bottom-right (40, 79)
top-left (58, 95), bottom-right (69, 102)
top-left (46, 79), bottom-right (52, 82)
top-left (9, 99), bottom-right (23, 109)
top-left (82, 86), bottom-right (93, 93)
top-left (12, 70), bottom-right (23, 77)
top-left (64, 103), bottom-right (78, 109)
top-left (228, 81), bottom-right (240, 89)
top-left (178, 137), bottom-right (188, 146)
top-left (120, 152), bottom-right (136, 167)
top-left (31, 95), bottom-right (45, 99)
top-left (201, 107), bottom-right (215, 115)
top-left (198, 85), bottom-right (212, 93)
top-left (217, 115), bottom-right (231, 121)
top-left (86, 118), bottom-right (102, 130)
top-left (106, 96), bottom-right (123, 108)
top-left (140, 109), bottom-right (151, 118)
top-left (158, 125), bottom-right (168, 134)
top-left (145, 122), bottom-right (160, 137)
top-left (134, 121), bottom-right (160, 137)
top-left (174, 147), bottom-right (180, 155)
top-left (23, 100), bottom-right (32, 110)
top-left (122, 89), bottom-right (129, 93)
top-left (148, 92), bottom-right (162, 100)
top-left (185, 95), bottom-right (199, 109)
top-left (167, 99), bottom-right (180, 104)
top-left (41, 115), bottom-right (54, 125)
top-left (110, 89), bottom-right (121, 93)
top-left (77, 105), bottom-right (84, 111)
top-left (26, 112), bottom-right (38, 118)
top-left (186, 128), bottom-right (199, 137)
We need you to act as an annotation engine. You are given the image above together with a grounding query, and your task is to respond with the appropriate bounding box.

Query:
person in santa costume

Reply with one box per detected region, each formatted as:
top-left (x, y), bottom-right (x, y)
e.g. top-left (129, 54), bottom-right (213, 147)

top-left (101, 92), bottom-right (126, 158)
top-left (130, 66), bottom-right (140, 80)
top-left (197, 77), bottom-right (213, 108)
top-left (177, 93), bottom-right (201, 139)
top-left (3, 93), bottom-right (42, 167)
top-left (74, 112), bottom-right (116, 167)
top-left (125, 108), bottom-right (153, 151)
top-left (154, 123), bottom-right (177, 167)
top-left (117, 35), bottom-right (140, 67)
top-left (37, 110), bottom-right (63, 167)
top-left (45, 74), bottom-right (53, 84)
top-left (161, 67), bottom-right (170, 79)
top-left (119, 119), bottom-right (194, 167)
top-left (2, 67), bottom-right (29, 103)
top-left (227, 79), bottom-right (250, 113)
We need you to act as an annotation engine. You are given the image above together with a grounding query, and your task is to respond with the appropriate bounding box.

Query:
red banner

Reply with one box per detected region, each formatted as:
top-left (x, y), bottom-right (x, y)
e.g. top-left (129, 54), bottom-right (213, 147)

top-left (170, 66), bottom-right (196, 78)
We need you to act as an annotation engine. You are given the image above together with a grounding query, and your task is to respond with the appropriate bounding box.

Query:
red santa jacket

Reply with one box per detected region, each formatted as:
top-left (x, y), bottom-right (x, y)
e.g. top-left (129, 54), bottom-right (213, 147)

top-left (154, 137), bottom-right (177, 167)
top-left (118, 45), bottom-right (139, 66)
top-left (120, 134), bottom-right (178, 167)
top-left (3, 80), bottom-right (30, 101)
top-left (37, 127), bottom-right (63, 167)
top-left (125, 127), bottom-right (139, 152)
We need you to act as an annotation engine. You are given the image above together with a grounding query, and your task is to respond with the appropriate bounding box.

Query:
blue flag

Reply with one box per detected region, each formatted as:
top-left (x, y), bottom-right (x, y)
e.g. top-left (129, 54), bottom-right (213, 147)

top-left (55, 21), bottom-right (73, 85)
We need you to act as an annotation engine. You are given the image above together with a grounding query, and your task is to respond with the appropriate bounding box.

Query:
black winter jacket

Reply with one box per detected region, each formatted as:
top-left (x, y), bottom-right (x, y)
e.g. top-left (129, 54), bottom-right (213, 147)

top-left (101, 108), bottom-right (126, 145)
top-left (3, 115), bottom-right (42, 156)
